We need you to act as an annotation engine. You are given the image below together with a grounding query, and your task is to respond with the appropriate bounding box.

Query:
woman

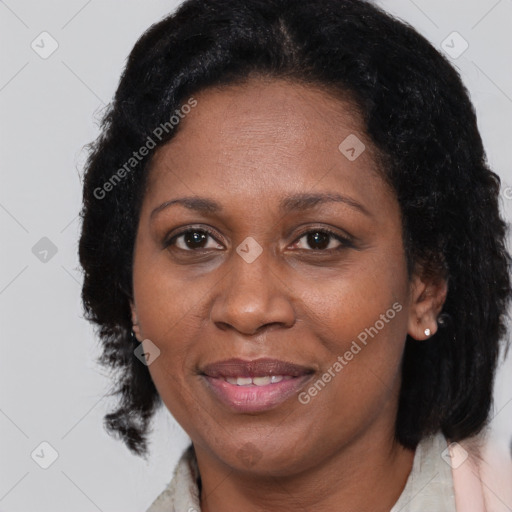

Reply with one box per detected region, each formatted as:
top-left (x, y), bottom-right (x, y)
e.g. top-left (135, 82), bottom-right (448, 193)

top-left (78, 0), bottom-right (512, 510)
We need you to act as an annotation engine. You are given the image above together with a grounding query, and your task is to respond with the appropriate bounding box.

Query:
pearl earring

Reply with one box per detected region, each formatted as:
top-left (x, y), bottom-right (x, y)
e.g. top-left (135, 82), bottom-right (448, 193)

top-left (424, 328), bottom-right (431, 337)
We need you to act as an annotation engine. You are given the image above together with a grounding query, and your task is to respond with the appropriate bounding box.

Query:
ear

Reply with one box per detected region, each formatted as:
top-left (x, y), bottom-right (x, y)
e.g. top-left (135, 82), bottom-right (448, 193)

top-left (407, 269), bottom-right (448, 341)
top-left (130, 301), bottom-right (143, 342)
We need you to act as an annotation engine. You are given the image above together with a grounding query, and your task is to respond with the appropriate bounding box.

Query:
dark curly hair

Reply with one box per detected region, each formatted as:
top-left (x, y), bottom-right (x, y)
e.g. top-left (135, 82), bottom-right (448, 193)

top-left (78, 0), bottom-right (511, 457)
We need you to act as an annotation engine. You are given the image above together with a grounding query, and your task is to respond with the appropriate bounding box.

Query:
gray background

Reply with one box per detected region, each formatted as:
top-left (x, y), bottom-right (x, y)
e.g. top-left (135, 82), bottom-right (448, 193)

top-left (1, 0), bottom-right (511, 510)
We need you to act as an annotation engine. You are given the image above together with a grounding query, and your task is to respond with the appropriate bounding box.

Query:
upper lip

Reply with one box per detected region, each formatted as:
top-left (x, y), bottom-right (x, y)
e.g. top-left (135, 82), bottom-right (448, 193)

top-left (200, 358), bottom-right (314, 378)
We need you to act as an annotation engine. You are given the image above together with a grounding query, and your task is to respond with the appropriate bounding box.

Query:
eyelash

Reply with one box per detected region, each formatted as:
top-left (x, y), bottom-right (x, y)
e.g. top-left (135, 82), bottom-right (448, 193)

top-left (164, 226), bottom-right (354, 253)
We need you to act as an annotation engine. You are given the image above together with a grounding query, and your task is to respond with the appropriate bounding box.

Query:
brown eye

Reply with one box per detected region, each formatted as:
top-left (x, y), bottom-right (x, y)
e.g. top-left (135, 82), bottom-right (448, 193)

top-left (165, 228), bottom-right (223, 251)
top-left (292, 229), bottom-right (353, 251)
top-left (305, 231), bottom-right (330, 250)
top-left (183, 230), bottom-right (208, 249)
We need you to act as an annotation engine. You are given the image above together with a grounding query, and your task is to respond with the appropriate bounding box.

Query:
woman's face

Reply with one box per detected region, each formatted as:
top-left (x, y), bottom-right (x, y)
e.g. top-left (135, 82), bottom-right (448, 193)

top-left (131, 78), bottom-right (433, 476)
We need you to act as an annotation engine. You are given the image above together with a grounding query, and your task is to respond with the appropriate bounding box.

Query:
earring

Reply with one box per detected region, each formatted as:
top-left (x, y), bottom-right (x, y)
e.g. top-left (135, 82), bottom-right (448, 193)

top-left (424, 328), bottom-right (431, 337)
top-left (131, 326), bottom-right (141, 342)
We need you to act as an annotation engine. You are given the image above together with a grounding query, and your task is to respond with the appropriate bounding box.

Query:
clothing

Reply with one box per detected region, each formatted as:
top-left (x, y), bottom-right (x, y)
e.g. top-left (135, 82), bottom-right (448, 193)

top-left (147, 444), bottom-right (201, 512)
top-left (390, 433), bottom-right (456, 511)
top-left (146, 432), bottom-right (512, 511)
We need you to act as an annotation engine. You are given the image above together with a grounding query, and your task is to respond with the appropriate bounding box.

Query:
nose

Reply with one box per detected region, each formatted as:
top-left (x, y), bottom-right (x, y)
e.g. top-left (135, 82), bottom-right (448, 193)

top-left (210, 246), bottom-right (296, 336)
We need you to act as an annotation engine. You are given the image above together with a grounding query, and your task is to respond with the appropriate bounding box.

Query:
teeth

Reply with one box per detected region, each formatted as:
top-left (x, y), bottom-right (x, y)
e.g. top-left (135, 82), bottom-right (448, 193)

top-left (223, 375), bottom-right (294, 386)
top-left (253, 376), bottom-right (271, 386)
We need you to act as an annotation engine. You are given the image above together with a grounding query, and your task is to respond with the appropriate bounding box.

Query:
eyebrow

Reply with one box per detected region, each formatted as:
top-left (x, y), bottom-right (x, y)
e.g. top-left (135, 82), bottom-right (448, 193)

top-left (150, 192), bottom-right (371, 219)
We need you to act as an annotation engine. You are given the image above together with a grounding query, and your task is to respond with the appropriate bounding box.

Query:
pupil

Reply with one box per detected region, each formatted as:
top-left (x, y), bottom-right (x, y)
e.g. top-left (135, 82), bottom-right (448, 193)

top-left (182, 231), bottom-right (331, 250)
top-left (307, 232), bottom-right (329, 250)
top-left (185, 231), bottom-right (207, 248)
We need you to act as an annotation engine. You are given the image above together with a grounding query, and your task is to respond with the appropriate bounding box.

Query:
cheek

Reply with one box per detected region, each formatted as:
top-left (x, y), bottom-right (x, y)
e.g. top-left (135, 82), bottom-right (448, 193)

top-left (300, 282), bottom-right (407, 396)
top-left (295, 246), bottom-right (409, 348)
top-left (131, 251), bottom-right (198, 388)
top-left (295, 246), bottom-right (409, 406)
top-left (132, 249), bottom-right (209, 339)
top-left (132, 271), bottom-right (204, 430)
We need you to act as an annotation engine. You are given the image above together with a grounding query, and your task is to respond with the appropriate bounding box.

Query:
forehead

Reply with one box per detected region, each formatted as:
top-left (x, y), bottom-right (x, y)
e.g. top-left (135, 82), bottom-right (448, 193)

top-left (144, 78), bottom-right (393, 213)
top-left (188, 78), bottom-right (361, 138)
top-left (152, 78), bottom-right (366, 159)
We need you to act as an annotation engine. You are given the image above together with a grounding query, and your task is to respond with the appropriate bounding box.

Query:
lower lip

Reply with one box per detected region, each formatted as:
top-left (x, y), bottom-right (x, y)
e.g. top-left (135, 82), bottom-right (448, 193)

top-left (202, 374), bottom-right (313, 413)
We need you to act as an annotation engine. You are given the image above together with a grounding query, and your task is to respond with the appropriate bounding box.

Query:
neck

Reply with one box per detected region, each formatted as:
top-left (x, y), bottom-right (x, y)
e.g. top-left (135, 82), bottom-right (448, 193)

top-left (196, 430), bottom-right (415, 512)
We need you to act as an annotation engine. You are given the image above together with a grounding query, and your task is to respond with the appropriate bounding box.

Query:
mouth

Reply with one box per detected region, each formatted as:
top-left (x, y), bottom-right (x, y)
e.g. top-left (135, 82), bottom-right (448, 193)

top-left (199, 358), bottom-right (315, 413)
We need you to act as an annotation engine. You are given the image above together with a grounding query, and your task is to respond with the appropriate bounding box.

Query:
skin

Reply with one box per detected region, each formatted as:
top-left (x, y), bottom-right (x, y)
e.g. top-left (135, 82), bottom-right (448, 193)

top-left (130, 77), bottom-right (447, 512)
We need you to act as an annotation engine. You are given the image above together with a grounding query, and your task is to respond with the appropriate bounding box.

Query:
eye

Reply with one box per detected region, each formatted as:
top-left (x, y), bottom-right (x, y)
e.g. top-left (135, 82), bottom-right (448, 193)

top-left (164, 226), bottom-right (353, 253)
top-left (165, 227), bottom-right (224, 251)
top-left (291, 228), bottom-right (353, 251)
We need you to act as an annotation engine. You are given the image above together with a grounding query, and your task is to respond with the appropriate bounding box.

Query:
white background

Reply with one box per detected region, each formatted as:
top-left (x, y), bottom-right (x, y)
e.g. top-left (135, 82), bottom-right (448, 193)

top-left (1, 1), bottom-right (511, 510)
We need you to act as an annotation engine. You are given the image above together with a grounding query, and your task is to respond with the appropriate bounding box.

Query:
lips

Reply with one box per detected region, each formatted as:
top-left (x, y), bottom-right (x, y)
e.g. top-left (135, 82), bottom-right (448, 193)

top-left (200, 358), bottom-right (315, 413)
top-left (200, 358), bottom-right (313, 379)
